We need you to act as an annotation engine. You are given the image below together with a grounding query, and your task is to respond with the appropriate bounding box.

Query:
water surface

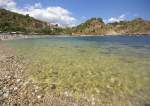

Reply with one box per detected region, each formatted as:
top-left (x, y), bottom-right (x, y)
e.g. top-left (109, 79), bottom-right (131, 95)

top-left (1, 35), bottom-right (150, 104)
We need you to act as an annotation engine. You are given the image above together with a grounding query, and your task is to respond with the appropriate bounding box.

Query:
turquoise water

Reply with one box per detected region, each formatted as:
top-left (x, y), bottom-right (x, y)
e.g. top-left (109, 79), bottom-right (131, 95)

top-left (1, 35), bottom-right (150, 104)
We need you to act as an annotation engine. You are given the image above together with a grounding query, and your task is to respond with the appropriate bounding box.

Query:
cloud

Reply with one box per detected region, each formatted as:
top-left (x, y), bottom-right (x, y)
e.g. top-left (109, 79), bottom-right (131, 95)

top-left (0, 0), bottom-right (16, 9)
top-left (81, 16), bottom-right (87, 19)
top-left (0, 0), bottom-right (76, 27)
top-left (106, 14), bottom-right (126, 23)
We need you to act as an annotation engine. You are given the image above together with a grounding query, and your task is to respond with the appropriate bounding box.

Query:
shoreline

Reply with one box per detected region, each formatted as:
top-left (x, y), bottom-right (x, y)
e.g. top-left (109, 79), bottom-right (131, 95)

top-left (0, 38), bottom-right (150, 106)
top-left (0, 33), bottom-right (150, 41)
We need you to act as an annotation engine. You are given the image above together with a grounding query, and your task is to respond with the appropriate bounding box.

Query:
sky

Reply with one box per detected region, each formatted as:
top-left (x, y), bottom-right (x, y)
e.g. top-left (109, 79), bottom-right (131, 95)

top-left (0, 0), bottom-right (150, 26)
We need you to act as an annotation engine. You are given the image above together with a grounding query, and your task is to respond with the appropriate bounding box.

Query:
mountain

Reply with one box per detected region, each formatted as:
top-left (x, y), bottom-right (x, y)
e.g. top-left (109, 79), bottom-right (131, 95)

top-left (0, 8), bottom-right (150, 35)
top-left (72, 18), bottom-right (150, 35)
top-left (0, 8), bottom-right (62, 34)
top-left (72, 18), bottom-right (105, 35)
top-left (105, 18), bottom-right (150, 35)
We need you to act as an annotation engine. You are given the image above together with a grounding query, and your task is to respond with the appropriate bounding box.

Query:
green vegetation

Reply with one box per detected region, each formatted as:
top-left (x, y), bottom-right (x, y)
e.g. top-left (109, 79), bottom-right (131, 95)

top-left (0, 8), bottom-right (150, 35)
top-left (73, 18), bottom-right (150, 35)
top-left (72, 18), bottom-right (105, 34)
top-left (106, 18), bottom-right (150, 35)
top-left (0, 8), bottom-right (62, 35)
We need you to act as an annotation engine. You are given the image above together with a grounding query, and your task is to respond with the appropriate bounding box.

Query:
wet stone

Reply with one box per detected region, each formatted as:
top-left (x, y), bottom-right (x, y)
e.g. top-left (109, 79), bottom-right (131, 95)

top-left (50, 84), bottom-right (56, 90)
top-left (145, 104), bottom-right (150, 106)
top-left (0, 91), bottom-right (3, 96)
top-left (3, 91), bottom-right (9, 98)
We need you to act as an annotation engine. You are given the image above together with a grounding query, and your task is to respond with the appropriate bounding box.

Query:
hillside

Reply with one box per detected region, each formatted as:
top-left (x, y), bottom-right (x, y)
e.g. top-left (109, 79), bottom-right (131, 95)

top-left (105, 18), bottom-right (150, 35)
top-left (72, 18), bottom-right (150, 35)
top-left (72, 18), bottom-right (105, 35)
top-left (0, 8), bottom-right (150, 35)
top-left (0, 8), bottom-right (62, 34)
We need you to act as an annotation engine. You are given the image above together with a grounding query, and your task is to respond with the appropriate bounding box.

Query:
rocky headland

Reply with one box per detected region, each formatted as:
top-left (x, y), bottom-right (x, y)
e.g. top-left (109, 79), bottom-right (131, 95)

top-left (1, 8), bottom-right (150, 36)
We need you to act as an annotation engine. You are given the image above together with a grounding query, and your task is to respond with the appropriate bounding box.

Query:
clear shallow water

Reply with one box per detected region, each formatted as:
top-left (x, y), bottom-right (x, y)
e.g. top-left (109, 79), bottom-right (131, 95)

top-left (1, 35), bottom-right (150, 103)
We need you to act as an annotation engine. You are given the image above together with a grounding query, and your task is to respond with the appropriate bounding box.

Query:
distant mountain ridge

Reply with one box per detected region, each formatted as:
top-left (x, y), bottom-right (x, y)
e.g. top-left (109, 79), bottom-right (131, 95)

top-left (0, 8), bottom-right (62, 34)
top-left (0, 8), bottom-right (150, 35)
top-left (72, 18), bottom-right (150, 35)
top-left (73, 18), bottom-right (105, 34)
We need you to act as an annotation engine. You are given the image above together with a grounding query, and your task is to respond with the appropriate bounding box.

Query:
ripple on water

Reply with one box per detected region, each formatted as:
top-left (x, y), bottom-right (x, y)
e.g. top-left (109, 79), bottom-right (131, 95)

top-left (1, 36), bottom-right (150, 104)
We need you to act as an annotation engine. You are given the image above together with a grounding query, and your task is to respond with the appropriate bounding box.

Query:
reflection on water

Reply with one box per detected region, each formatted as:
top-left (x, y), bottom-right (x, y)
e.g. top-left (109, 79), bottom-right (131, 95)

top-left (1, 36), bottom-right (150, 104)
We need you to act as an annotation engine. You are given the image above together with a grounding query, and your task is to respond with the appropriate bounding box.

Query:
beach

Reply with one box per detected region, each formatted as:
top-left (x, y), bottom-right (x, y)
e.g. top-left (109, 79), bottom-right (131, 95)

top-left (1, 36), bottom-right (150, 106)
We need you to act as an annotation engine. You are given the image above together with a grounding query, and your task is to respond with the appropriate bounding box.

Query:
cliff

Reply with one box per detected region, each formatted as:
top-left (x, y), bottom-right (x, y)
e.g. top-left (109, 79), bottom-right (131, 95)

top-left (72, 18), bottom-right (150, 35)
top-left (0, 8), bottom-right (150, 35)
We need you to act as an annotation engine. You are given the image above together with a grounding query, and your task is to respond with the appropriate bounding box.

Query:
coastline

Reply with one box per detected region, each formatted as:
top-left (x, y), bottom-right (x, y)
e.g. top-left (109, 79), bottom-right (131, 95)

top-left (0, 33), bottom-right (150, 41)
top-left (0, 35), bottom-right (150, 106)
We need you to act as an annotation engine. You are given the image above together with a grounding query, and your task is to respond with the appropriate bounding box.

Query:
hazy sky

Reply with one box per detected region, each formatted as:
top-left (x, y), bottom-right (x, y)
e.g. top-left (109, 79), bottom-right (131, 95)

top-left (0, 0), bottom-right (150, 26)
